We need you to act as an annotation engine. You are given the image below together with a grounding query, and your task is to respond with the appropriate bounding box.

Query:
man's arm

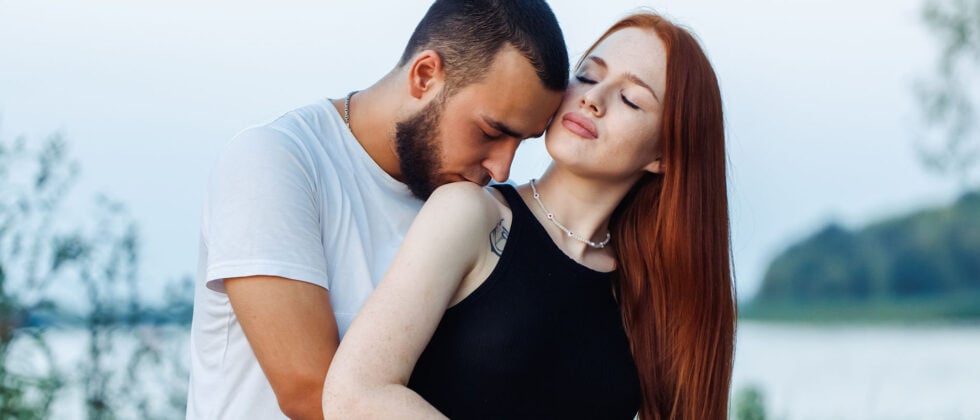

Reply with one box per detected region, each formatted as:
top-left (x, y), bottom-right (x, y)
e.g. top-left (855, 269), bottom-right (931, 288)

top-left (226, 276), bottom-right (339, 420)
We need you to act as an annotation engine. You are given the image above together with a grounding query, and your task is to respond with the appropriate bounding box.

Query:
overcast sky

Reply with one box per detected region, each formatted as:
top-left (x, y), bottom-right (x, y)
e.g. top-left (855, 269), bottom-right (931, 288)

top-left (0, 0), bottom-right (962, 304)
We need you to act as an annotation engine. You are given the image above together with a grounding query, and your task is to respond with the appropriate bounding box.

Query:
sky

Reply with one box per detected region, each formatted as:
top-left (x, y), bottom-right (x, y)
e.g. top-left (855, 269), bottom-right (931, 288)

top-left (0, 0), bottom-right (964, 305)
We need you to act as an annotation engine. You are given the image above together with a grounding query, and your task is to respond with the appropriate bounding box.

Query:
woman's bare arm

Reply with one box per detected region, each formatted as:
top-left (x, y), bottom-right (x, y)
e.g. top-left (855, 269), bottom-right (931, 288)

top-left (322, 182), bottom-right (503, 419)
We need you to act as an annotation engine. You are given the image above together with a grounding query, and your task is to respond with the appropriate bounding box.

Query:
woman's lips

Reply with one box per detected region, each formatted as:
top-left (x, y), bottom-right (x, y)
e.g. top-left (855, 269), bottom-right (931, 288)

top-left (561, 112), bottom-right (598, 139)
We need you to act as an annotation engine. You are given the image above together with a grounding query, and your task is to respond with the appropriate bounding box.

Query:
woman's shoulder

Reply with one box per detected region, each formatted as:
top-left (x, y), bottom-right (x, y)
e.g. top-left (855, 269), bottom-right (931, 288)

top-left (421, 182), bottom-right (511, 228)
top-left (426, 182), bottom-right (508, 213)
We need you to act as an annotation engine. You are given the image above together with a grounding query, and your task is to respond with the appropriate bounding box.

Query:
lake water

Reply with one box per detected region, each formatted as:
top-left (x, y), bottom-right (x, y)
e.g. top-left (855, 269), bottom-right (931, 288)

top-left (21, 321), bottom-right (980, 419)
top-left (731, 322), bottom-right (980, 419)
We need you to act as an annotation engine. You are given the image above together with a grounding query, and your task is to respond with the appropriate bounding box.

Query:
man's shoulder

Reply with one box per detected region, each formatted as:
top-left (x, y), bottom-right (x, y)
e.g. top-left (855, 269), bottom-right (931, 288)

top-left (257, 98), bottom-right (338, 144)
top-left (228, 98), bottom-right (330, 139)
top-left (221, 124), bottom-right (310, 170)
top-left (222, 99), bottom-right (346, 170)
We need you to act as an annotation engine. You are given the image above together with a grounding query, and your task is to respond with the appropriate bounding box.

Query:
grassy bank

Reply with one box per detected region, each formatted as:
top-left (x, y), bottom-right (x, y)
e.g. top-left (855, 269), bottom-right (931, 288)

top-left (740, 292), bottom-right (980, 323)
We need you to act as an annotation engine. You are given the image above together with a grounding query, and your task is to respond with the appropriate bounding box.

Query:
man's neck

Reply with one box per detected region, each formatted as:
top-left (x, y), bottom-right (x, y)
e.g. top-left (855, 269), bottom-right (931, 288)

top-left (330, 78), bottom-right (404, 181)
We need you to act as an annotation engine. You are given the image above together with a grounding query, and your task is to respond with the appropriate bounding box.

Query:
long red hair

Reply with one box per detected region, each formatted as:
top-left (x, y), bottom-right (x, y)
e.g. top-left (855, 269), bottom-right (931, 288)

top-left (587, 13), bottom-right (737, 419)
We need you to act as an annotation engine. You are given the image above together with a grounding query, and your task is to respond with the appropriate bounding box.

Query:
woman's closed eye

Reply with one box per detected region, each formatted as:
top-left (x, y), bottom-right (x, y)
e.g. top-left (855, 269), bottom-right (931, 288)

top-left (621, 94), bottom-right (640, 110)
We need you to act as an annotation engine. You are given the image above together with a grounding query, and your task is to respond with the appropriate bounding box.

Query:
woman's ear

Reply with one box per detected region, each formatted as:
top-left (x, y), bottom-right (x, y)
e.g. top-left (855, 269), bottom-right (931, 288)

top-left (407, 50), bottom-right (445, 99)
top-left (644, 157), bottom-right (665, 174)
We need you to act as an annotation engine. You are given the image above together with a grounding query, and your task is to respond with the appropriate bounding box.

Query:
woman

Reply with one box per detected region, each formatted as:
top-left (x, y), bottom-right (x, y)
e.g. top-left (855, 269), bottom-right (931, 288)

top-left (323, 12), bottom-right (736, 419)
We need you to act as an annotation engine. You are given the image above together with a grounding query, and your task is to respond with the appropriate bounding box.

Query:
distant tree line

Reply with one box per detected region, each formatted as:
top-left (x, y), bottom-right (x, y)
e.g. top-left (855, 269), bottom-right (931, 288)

top-left (754, 191), bottom-right (980, 305)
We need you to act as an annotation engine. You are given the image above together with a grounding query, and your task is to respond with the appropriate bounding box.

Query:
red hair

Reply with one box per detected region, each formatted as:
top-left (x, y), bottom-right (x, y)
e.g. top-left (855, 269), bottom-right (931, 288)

top-left (587, 13), bottom-right (737, 419)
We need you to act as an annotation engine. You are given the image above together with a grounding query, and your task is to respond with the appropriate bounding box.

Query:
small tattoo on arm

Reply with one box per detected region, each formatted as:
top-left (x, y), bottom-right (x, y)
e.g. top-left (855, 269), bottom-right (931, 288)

top-left (489, 218), bottom-right (509, 257)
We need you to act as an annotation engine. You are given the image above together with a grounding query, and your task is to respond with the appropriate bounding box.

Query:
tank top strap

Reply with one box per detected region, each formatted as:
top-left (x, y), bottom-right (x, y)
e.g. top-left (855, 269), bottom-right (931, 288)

top-left (492, 182), bottom-right (538, 221)
top-left (490, 183), bottom-right (522, 209)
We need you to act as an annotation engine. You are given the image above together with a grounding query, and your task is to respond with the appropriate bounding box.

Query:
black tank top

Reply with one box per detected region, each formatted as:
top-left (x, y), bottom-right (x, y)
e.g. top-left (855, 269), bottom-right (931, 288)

top-left (407, 184), bottom-right (641, 419)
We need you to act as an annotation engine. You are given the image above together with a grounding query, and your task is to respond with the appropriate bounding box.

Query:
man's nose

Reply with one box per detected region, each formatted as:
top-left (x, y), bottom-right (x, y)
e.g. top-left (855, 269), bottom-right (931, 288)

top-left (483, 140), bottom-right (520, 183)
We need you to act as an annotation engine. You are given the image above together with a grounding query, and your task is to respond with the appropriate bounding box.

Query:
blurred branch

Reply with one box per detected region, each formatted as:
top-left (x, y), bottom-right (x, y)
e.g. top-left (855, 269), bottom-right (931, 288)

top-left (1, 129), bottom-right (190, 418)
top-left (915, 0), bottom-right (980, 189)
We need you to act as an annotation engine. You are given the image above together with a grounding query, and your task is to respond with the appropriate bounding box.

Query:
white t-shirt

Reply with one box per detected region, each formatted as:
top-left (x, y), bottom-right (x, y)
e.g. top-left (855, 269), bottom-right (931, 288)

top-left (186, 99), bottom-right (423, 420)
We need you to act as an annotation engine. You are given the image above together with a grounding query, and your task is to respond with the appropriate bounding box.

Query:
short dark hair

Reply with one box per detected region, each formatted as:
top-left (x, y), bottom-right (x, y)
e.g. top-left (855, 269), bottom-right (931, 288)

top-left (399, 0), bottom-right (569, 95)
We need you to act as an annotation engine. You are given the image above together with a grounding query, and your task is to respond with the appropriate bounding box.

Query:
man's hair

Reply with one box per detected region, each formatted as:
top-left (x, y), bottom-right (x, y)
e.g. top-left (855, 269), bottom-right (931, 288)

top-left (398, 0), bottom-right (569, 95)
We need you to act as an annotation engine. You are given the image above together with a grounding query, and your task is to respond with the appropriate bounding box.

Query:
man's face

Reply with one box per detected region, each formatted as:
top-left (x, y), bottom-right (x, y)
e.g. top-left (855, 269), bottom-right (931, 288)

top-left (394, 45), bottom-right (563, 200)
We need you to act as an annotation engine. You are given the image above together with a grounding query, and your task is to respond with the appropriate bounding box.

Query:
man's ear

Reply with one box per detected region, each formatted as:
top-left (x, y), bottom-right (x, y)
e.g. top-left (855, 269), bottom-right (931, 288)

top-left (407, 50), bottom-right (445, 99)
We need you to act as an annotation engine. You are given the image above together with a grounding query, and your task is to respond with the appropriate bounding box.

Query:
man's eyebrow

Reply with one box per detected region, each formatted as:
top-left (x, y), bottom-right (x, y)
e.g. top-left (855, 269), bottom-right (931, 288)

top-left (587, 56), bottom-right (661, 103)
top-left (482, 116), bottom-right (529, 139)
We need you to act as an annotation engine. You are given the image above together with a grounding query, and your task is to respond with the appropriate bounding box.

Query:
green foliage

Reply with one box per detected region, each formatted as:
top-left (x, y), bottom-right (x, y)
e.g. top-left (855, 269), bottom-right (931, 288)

top-left (733, 385), bottom-right (767, 420)
top-left (0, 329), bottom-right (62, 420)
top-left (753, 191), bottom-right (980, 319)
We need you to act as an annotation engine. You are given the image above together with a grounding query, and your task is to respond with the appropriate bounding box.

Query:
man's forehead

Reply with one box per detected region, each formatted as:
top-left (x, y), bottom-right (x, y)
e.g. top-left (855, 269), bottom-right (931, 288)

top-left (445, 69), bottom-right (561, 136)
top-left (478, 93), bottom-right (559, 137)
top-left (480, 115), bottom-right (523, 138)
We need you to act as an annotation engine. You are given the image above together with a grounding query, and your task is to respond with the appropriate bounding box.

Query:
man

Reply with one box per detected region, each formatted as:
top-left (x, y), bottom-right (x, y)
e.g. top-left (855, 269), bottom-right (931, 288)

top-left (186, 1), bottom-right (568, 418)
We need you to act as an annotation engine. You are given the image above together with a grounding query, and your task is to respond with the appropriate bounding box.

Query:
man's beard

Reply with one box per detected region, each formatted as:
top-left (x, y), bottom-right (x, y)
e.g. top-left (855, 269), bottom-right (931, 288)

top-left (395, 98), bottom-right (444, 200)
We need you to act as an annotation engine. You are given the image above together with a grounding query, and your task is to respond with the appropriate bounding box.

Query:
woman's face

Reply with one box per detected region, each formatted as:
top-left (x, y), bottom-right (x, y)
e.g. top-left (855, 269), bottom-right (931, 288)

top-left (545, 27), bottom-right (668, 181)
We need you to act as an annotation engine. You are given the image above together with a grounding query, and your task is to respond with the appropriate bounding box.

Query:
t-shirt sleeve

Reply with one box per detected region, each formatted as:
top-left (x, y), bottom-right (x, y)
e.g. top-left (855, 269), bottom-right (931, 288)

top-left (203, 126), bottom-right (329, 293)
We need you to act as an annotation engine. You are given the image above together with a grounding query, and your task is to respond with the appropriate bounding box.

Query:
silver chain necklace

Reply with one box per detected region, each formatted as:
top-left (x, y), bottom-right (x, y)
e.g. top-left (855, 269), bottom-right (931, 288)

top-left (344, 90), bottom-right (358, 129)
top-left (529, 179), bottom-right (611, 249)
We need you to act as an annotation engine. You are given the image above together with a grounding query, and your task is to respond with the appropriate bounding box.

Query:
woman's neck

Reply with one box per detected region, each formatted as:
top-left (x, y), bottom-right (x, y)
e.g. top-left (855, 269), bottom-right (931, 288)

top-left (519, 168), bottom-right (638, 260)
